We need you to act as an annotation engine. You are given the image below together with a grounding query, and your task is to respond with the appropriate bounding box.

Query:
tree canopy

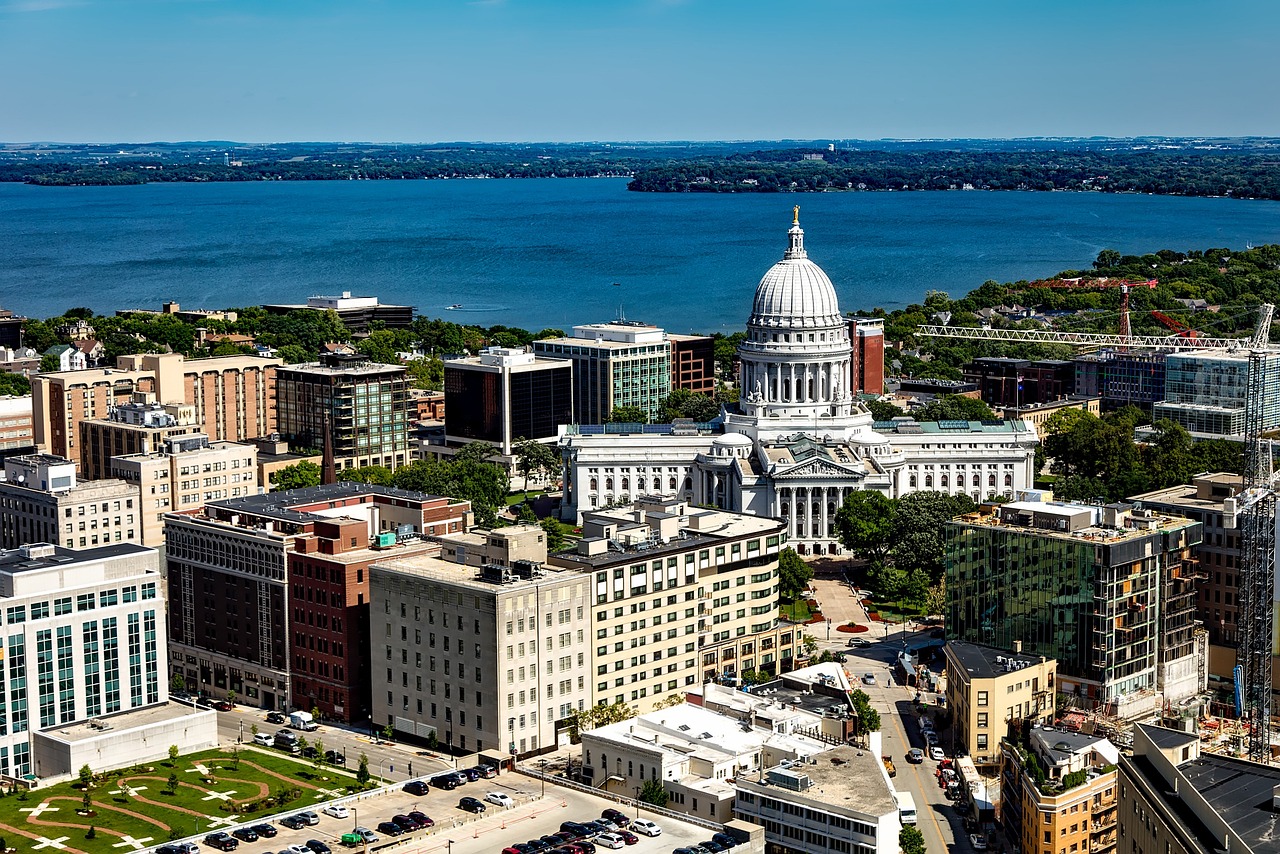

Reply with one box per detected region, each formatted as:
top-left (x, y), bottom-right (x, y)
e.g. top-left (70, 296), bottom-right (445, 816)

top-left (658, 389), bottom-right (719, 423)
top-left (833, 491), bottom-right (896, 564)
top-left (776, 548), bottom-right (812, 600)
top-left (271, 461), bottom-right (322, 491)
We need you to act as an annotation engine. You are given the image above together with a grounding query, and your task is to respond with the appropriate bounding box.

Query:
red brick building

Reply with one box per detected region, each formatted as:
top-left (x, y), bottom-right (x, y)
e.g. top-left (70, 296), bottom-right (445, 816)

top-left (668, 334), bottom-right (716, 395)
top-left (165, 483), bottom-right (471, 722)
top-left (848, 317), bottom-right (885, 394)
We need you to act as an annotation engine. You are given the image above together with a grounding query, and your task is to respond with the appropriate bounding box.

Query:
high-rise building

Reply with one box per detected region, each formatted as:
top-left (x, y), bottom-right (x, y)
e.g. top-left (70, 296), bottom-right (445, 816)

top-left (1000, 725), bottom-right (1119, 854)
top-left (274, 353), bottom-right (411, 471)
top-left (946, 496), bottom-right (1203, 718)
top-left (848, 316), bottom-right (885, 394)
top-left (0, 454), bottom-right (141, 550)
top-left (668, 334), bottom-right (716, 396)
top-left (0, 542), bottom-right (167, 779)
top-left (0, 307), bottom-right (24, 350)
top-left (942, 641), bottom-right (1057, 768)
top-left (1154, 349), bottom-right (1280, 437)
top-left (1118, 724), bottom-right (1280, 854)
top-left (32, 352), bottom-right (279, 469)
top-left (1074, 351), bottom-right (1168, 413)
top-left (532, 322), bottom-right (673, 424)
top-left (164, 483), bottom-right (470, 720)
top-left (548, 497), bottom-right (793, 711)
top-left (370, 525), bottom-right (592, 758)
top-left (79, 394), bottom-right (202, 482)
top-left (109, 434), bottom-right (259, 548)
top-left (443, 347), bottom-right (573, 455)
top-left (963, 357), bottom-right (1075, 408)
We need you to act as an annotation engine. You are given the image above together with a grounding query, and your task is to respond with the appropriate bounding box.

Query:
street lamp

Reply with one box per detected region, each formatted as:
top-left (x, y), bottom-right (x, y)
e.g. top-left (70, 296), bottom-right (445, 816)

top-left (633, 785), bottom-right (641, 819)
top-left (538, 759), bottom-right (548, 797)
top-left (238, 720), bottom-right (244, 744)
top-left (825, 618), bottom-right (831, 641)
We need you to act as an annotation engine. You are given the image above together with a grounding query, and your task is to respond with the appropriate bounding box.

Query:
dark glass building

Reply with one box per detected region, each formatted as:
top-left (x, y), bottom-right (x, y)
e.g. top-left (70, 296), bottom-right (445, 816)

top-left (444, 347), bottom-right (572, 455)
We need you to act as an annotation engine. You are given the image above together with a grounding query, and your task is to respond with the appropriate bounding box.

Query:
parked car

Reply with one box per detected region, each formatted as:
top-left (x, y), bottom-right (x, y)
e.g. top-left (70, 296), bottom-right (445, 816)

top-left (407, 811), bottom-right (433, 828)
top-left (925, 731), bottom-right (940, 746)
top-left (861, 673), bottom-right (876, 685)
top-left (460, 766), bottom-right (482, 782)
top-left (157, 846), bottom-right (188, 854)
top-left (560, 823), bottom-right (588, 838)
top-left (300, 746), bottom-right (319, 759)
top-left (969, 835), bottom-right (989, 851)
top-left (298, 811), bottom-right (320, 826)
top-left (699, 842), bottom-right (726, 853)
top-left (459, 797), bottom-right (487, 813)
top-left (279, 816), bottom-right (307, 831)
top-left (906, 748), bottom-right (924, 764)
top-left (211, 700), bottom-right (234, 712)
top-left (375, 822), bottom-right (403, 838)
top-left (431, 773), bottom-right (460, 790)
top-left (485, 791), bottom-right (515, 808)
top-left (617, 831), bottom-right (638, 846)
top-left (475, 764), bottom-right (499, 779)
top-left (231, 828), bottom-right (259, 843)
top-left (391, 814), bottom-right (420, 832)
top-left (929, 746), bottom-right (946, 761)
top-left (266, 711), bottom-right (286, 724)
top-left (710, 834), bottom-right (737, 849)
top-left (325, 750), bottom-right (346, 766)
top-left (595, 835), bottom-right (625, 850)
top-left (573, 842), bottom-right (597, 854)
top-left (597, 819), bottom-right (619, 832)
top-left (354, 828), bottom-right (378, 844)
top-left (321, 805), bottom-right (349, 820)
top-left (601, 809), bottom-right (630, 828)
top-left (847, 637), bottom-right (871, 647)
top-left (252, 732), bottom-right (273, 746)
top-left (203, 833), bottom-right (238, 852)
top-left (282, 845), bottom-right (311, 854)
top-left (503, 848), bottom-right (525, 854)
top-left (404, 780), bottom-right (429, 796)
top-left (582, 821), bottom-right (609, 836)
top-left (672, 848), bottom-right (700, 854)
top-left (305, 842), bottom-right (331, 854)
top-left (251, 824), bottom-right (277, 839)
top-left (631, 820), bottom-right (661, 837)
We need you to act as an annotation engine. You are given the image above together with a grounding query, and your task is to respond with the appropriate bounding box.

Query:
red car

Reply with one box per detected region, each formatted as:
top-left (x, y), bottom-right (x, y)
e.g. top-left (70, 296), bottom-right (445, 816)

top-left (617, 832), bottom-right (638, 846)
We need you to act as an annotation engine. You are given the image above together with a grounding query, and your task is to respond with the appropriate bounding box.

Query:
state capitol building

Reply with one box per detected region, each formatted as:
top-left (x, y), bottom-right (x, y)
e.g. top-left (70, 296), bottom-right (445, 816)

top-left (558, 212), bottom-right (1039, 555)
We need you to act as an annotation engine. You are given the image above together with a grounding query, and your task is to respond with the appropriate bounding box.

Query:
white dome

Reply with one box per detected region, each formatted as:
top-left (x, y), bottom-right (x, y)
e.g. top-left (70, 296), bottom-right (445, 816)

top-left (748, 216), bottom-right (842, 329)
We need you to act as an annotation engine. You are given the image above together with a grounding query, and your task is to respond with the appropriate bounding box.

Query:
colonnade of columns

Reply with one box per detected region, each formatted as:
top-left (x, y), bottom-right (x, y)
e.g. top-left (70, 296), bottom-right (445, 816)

top-left (776, 484), bottom-right (850, 543)
top-left (743, 357), bottom-right (850, 404)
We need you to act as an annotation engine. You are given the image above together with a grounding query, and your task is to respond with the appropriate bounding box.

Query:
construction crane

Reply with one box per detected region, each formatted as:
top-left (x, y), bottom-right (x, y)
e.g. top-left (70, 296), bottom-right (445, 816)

top-left (1029, 277), bottom-right (1158, 342)
top-left (918, 303), bottom-right (1278, 762)
top-left (1151, 310), bottom-right (1199, 340)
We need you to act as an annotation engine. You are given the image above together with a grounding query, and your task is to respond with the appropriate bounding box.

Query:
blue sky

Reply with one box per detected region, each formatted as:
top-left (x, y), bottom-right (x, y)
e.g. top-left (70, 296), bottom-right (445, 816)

top-left (1, 0), bottom-right (1275, 143)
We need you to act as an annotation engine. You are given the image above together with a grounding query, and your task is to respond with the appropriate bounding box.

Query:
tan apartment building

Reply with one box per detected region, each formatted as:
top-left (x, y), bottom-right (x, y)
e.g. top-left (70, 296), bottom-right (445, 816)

top-left (110, 433), bottom-right (259, 547)
top-left (1001, 726), bottom-right (1120, 854)
top-left (549, 497), bottom-right (792, 712)
top-left (79, 394), bottom-right (201, 481)
top-left (0, 395), bottom-right (33, 453)
top-left (32, 352), bottom-right (279, 468)
top-left (1001, 396), bottom-right (1101, 440)
top-left (371, 525), bottom-right (593, 758)
top-left (943, 641), bottom-right (1057, 767)
top-left (0, 454), bottom-right (141, 549)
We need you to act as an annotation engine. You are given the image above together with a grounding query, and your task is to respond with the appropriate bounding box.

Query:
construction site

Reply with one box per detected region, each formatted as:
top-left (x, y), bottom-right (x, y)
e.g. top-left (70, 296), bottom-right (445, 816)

top-left (922, 294), bottom-right (1280, 765)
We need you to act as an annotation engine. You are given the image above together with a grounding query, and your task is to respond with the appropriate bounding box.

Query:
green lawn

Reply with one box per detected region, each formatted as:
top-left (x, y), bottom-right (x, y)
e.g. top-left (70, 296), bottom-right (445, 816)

top-left (0, 747), bottom-right (362, 854)
top-left (865, 599), bottom-right (924, 623)
top-left (781, 599), bottom-right (813, 622)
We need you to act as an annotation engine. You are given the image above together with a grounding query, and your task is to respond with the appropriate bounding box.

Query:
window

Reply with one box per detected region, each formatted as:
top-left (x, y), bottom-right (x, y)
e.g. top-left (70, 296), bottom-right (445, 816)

top-left (977, 690), bottom-right (988, 707)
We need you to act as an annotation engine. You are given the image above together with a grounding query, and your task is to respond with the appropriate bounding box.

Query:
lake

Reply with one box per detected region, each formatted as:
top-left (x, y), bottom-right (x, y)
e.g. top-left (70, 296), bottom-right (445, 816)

top-left (2, 178), bottom-right (1278, 334)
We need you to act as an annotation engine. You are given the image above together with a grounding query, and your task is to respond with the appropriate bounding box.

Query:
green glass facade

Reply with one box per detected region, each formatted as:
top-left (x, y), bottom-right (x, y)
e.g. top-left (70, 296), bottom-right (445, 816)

top-left (946, 516), bottom-right (1200, 704)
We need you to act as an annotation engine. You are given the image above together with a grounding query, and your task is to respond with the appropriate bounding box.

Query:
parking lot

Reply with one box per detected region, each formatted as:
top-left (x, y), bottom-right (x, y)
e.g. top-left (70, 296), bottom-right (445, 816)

top-left (172, 775), bottom-right (716, 854)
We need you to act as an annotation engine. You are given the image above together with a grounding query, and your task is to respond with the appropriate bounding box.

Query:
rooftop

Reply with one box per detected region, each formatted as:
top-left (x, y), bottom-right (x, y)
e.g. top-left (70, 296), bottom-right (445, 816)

top-left (41, 701), bottom-right (214, 743)
top-left (0, 542), bottom-right (153, 575)
top-left (277, 353), bottom-right (406, 377)
top-left (1028, 725), bottom-right (1119, 768)
top-left (945, 641), bottom-right (1052, 681)
top-left (871, 418), bottom-right (1034, 435)
top-left (954, 496), bottom-right (1200, 543)
top-left (206, 482), bottom-right (459, 524)
top-left (740, 745), bottom-right (898, 819)
top-left (371, 551), bottom-right (578, 593)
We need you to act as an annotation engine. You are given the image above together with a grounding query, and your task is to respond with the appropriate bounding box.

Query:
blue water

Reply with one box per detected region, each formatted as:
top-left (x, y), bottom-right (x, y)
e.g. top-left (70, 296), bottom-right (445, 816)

top-left (2, 179), bottom-right (1279, 333)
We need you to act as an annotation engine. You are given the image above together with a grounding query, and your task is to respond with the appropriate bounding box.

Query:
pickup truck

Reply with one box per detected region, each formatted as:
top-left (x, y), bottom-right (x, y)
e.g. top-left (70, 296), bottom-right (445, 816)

top-left (882, 755), bottom-right (896, 777)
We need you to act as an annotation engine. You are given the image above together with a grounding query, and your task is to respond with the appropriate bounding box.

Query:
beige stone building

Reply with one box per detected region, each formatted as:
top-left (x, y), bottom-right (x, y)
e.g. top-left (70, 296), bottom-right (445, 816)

top-left (548, 497), bottom-right (792, 712)
top-left (0, 454), bottom-right (141, 550)
top-left (110, 433), bottom-right (259, 547)
top-left (79, 394), bottom-right (201, 481)
top-left (943, 641), bottom-right (1057, 767)
top-left (1000, 395), bottom-right (1101, 440)
top-left (371, 525), bottom-right (593, 757)
top-left (32, 352), bottom-right (279, 468)
top-left (0, 395), bottom-right (33, 452)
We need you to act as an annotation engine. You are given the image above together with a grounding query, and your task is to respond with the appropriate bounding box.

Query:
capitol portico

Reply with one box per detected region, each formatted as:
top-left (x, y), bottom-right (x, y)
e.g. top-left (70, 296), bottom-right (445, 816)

top-left (559, 211), bottom-right (1038, 554)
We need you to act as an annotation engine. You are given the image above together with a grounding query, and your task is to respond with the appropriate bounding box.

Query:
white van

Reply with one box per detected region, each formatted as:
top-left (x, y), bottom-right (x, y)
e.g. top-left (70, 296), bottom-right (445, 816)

top-left (894, 791), bottom-right (917, 826)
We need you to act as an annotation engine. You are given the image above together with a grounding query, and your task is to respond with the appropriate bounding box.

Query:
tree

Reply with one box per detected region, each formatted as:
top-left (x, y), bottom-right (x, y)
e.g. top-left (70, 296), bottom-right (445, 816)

top-left (168, 745), bottom-right (179, 765)
top-left (166, 771), bottom-right (179, 795)
top-left (1094, 248), bottom-right (1122, 269)
top-left (924, 578), bottom-right (946, 617)
top-left (540, 517), bottom-right (566, 552)
top-left (866, 399), bottom-right (905, 421)
top-left (277, 344), bottom-right (311, 364)
top-left (891, 492), bottom-right (975, 579)
top-left (356, 753), bottom-right (370, 786)
top-left (834, 491), bottom-right (896, 564)
top-left (79, 765), bottom-right (93, 790)
top-left (339, 466), bottom-right (393, 486)
top-left (39, 352), bottom-right (61, 373)
top-left (514, 437), bottom-right (558, 499)
top-left (607, 405), bottom-right (646, 424)
top-left (312, 739), bottom-right (326, 774)
top-left (638, 778), bottom-right (669, 808)
top-left (900, 825), bottom-right (926, 854)
top-left (776, 548), bottom-right (812, 600)
top-left (654, 693), bottom-right (686, 709)
top-left (170, 674), bottom-right (186, 694)
top-left (405, 356), bottom-right (444, 391)
top-left (912, 394), bottom-right (995, 422)
top-left (271, 461), bottom-right (322, 492)
top-left (658, 389), bottom-right (719, 423)
top-left (226, 689), bottom-right (236, 704)
top-left (250, 723), bottom-right (259, 738)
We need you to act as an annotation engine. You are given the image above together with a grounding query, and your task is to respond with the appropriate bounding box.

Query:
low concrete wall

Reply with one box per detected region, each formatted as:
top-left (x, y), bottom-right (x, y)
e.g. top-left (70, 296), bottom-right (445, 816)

top-left (34, 708), bottom-right (218, 781)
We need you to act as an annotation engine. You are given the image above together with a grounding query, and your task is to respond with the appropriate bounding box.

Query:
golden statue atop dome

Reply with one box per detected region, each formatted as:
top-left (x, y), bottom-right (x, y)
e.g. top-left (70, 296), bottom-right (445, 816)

top-left (792, 205), bottom-right (800, 226)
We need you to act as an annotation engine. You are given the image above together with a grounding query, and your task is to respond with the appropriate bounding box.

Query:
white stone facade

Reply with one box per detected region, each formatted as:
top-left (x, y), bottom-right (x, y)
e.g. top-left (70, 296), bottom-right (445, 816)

top-left (560, 215), bottom-right (1039, 555)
